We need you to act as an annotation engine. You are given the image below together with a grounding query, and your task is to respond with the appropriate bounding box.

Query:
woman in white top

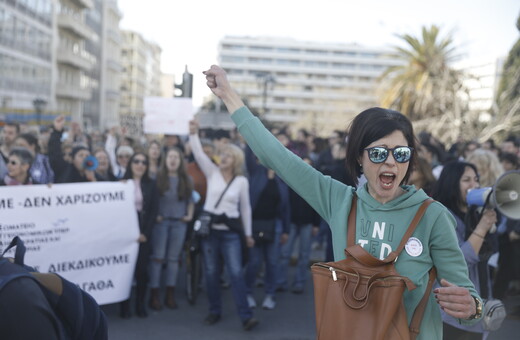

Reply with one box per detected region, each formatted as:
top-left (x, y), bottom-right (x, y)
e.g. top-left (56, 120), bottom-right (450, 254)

top-left (189, 121), bottom-right (258, 331)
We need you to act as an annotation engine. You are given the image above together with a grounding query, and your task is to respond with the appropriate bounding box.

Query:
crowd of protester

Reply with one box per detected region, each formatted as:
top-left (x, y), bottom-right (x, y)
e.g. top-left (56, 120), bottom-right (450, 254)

top-left (1, 116), bottom-right (520, 333)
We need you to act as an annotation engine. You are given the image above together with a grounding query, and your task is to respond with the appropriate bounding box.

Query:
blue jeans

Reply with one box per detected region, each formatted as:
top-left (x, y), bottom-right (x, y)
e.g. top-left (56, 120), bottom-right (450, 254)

top-left (201, 230), bottom-right (252, 322)
top-left (277, 223), bottom-right (313, 290)
top-left (245, 220), bottom-right (282, 296)
top-left (149, 219), bottom-right (187, 288)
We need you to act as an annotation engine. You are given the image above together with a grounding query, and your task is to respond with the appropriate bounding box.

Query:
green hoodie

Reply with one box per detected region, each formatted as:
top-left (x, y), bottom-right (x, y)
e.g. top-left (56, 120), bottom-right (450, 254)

top-left (232, 106), bottom-right (481, 339)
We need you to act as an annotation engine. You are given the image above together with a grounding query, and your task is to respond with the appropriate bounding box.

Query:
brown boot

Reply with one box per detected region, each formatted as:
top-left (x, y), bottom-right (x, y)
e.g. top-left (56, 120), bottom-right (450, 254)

top-left (165, 286), bottom-right (178, 309)
top-left (149, 288), bottom-right (162, 311)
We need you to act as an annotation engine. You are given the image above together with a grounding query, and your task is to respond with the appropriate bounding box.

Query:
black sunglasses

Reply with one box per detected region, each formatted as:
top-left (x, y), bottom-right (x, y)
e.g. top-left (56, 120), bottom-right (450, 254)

top-left (132, 159), bottom-right (148, 165)
top-left (364, 146), bottom-right (413, 164)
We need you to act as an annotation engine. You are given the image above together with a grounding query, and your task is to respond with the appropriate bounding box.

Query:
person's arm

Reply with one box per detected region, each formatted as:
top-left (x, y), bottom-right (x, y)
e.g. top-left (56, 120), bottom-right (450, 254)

top-left (183, 201), bottom-right (195, 222)
top-left (429, 206), bottom-right (483, 324)
top-left (203, 65), bottom-right (245, 113)
top-left (104, 129), bottom-right (118, 175)
top-left (0, 278), bottom-right (64, 340)
top-left (188, 121), bottom-right (218, 177)
top-left (203, 65), bottom-right (349, 223)
top-left (451, 214), bottom-right (480, 266)
top-left (467, 209), bottom-right (496, 254)
top-left (48, 116), bottom-right (67, 180)
top-left (238, 177), bottom-right (254, 247)
top-left (145, 180), bottom-right (160, 239)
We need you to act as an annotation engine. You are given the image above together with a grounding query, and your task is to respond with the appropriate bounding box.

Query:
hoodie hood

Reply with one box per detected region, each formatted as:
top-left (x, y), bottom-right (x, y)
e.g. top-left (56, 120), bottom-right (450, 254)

top-left (356, 183), bottom-right (429, 211)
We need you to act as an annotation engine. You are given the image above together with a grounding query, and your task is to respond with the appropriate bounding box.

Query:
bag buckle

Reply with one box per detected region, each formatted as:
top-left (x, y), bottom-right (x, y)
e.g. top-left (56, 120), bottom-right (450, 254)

top-left (329, 267), bottom-right (337, 281)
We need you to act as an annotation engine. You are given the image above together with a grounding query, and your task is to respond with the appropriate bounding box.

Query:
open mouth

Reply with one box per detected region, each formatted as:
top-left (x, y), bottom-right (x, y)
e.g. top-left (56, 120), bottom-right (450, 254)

top-left (379, 173), bottom-right (396, 187)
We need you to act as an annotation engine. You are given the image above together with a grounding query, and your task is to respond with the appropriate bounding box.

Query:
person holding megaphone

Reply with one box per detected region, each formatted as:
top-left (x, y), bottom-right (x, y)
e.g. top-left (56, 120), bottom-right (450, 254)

top-left (48, 115), bottom-right (102, 183)
top-left (432, 161), bottom-right (498, 339)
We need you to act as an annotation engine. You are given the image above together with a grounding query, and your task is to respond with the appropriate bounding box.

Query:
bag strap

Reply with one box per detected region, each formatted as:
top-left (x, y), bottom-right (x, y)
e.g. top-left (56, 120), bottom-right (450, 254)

top-left (1, 236), bottom-right (26, 266)
top-left (347, 195), bottom-right (358, 247)
top-left (214, 176), bottom-right (236, 209)
top-left (391, 199), bottom-right (434, 259)
top-left (409, 266), bottom-right (437, 339)
top-left (346, 196), bottom-right (433, 264)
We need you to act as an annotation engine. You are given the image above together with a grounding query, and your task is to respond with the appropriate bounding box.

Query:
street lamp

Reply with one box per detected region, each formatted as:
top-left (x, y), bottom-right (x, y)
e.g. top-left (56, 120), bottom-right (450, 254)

top-left (256, 73), bottom-right (275, 116)
top-left (32, 98), bottom-right (47, 127)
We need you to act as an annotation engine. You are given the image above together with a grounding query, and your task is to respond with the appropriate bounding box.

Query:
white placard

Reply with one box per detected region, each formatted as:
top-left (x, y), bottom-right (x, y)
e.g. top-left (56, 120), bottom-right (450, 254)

top-left (143, 97), bottom-right (194, 135)
top-left (0, 181), bottom-right (140, 305)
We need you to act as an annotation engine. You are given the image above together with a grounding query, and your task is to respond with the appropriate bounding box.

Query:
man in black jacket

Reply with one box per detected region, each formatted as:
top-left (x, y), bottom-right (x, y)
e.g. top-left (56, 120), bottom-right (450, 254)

top-left (48, 116), bottom-right (102, 183)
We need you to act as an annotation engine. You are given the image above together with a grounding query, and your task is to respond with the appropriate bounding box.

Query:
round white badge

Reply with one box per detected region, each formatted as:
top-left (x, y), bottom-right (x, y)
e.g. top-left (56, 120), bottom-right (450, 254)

top-left (405, 237), bottom-right (423, 257)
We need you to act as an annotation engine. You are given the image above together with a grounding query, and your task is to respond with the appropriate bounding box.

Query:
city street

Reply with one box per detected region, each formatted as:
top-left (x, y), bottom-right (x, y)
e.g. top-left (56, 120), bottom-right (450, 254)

top-left (103, 252), bottom-right (520, 340)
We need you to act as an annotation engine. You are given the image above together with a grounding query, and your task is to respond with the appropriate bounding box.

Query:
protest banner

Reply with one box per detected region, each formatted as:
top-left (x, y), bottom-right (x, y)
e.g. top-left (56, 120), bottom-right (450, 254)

top-left (0, 181), bottom-right (139, 305)
top-left (143, 97), bottom-right (194, 135)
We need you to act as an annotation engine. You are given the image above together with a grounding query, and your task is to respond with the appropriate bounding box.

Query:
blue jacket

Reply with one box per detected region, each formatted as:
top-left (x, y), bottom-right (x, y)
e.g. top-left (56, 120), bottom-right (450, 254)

top-left (245, 145), bottom-right (291, 234)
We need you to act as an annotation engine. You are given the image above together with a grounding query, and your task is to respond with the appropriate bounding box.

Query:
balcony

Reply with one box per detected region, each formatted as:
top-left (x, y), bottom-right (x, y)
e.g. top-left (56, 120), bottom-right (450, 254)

top-left (57, 13), bottom-right (94, 39)
top-left (71, 0), bottom-right (94, 9)
top-left (56, 83), bottom-right (92, 100)
top-left (107, 28), bottom-right (121, 44)
top-left (107, 59), bottom-right (123, 72)
top-left (56, 48), bottom-right (93, 71)
top-left (106, 0), bottom-right (123, 18)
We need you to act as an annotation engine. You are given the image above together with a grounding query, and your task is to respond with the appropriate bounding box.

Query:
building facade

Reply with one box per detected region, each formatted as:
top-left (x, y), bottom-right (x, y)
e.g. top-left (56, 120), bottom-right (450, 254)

top-left (1, 0), bottom-right (122, 131)
top-left (217, 36), bottom-right (403, 135)
top-left (84, 0), bottom-right (121, 131)
top-left (0, 0), bottom-right (54, 125)
top-left (119, 29), bottom-right (161, 136)
top-left (55, 0), bottom-right (96, 123)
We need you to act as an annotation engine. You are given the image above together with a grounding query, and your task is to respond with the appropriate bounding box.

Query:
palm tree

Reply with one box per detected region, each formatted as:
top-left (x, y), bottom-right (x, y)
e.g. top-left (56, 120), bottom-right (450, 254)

top-left (378, 25), bottom-right (470, 144)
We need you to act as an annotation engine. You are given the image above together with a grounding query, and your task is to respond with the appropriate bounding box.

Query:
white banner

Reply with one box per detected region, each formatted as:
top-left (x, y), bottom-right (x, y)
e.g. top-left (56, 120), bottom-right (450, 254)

top-left (143, 97), bottom-right (194, 135)
top-left (0, 181), bottom-right (139, 305)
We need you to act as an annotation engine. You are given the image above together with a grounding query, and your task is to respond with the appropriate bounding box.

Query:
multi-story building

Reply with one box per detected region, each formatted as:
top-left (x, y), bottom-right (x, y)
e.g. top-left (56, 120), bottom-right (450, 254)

top-left (217, 36), bottom-right (402, 135)
top-left (160, 73), bottom-right (175, 98)
top-left (84, 0), bottom-right (121, 131)
top-left (0, 0), bottom-right (54, 125)
top-left (1, 0), bottom-right (122, 131)
top-left (120, 30), bottom-right (161, 136)
top-left (460, 57), bottom-right (505, 123)
top-left (55, 0), bottom-right (96, 123)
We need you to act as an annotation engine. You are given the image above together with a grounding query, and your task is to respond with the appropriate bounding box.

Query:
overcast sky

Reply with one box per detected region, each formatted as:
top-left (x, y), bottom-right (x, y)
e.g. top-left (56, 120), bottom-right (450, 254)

top-left (118, 0), bottom-right (520, 107)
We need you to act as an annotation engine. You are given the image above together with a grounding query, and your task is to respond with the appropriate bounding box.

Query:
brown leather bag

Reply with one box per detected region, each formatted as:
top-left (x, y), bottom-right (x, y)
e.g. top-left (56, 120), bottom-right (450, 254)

top-left (311, 196), bottom-right (436, 340)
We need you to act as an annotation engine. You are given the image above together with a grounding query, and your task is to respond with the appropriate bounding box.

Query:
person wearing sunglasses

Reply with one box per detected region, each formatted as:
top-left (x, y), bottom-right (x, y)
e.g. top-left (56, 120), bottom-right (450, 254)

top-left (201, 65), bottom-right (483, 339)
top-left (119, 152), bottom-right (159, 319)
top-left (1, 147), bottom-right (36, 186)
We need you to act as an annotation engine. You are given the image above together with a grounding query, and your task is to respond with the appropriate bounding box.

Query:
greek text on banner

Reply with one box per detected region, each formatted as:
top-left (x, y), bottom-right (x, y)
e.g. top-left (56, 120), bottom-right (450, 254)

top-left (0, 181), bottom-right (139, 305)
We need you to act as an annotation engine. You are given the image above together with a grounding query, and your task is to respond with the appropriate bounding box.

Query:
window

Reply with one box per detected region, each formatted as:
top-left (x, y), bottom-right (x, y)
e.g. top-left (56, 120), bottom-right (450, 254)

top-left (250, 45), bottom-right (272, 52)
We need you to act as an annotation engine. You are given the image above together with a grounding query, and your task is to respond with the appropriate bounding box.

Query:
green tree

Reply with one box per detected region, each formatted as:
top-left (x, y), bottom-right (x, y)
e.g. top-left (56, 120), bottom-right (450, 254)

top-left (379, 25), bottom-right (470, 144)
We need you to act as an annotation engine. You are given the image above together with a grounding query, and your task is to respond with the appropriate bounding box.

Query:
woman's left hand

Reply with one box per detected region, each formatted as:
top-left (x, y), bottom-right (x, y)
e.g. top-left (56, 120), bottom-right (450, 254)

top-left (138, 234), bottom-right (147, 243)
top-left (434, 279), bottom-right (476, 320)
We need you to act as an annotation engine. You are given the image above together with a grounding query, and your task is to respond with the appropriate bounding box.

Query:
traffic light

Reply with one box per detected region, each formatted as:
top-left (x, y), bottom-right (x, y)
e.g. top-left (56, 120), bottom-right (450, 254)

top-left (175, 65), bottom-right (193, 98)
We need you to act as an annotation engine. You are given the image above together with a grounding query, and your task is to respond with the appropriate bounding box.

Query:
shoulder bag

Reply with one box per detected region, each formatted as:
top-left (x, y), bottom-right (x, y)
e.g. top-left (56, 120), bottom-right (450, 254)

top-left (311, 196), bottom-right (435, 340)
top-left (193, 176), bottom-right (236, 238)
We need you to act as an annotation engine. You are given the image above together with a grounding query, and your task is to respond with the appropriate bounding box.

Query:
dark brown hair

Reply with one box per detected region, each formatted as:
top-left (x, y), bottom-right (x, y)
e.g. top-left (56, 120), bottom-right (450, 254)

top-left (157, 147), bottom-right (192, 200)
top-left (345, 107), bottom-right (417, 185)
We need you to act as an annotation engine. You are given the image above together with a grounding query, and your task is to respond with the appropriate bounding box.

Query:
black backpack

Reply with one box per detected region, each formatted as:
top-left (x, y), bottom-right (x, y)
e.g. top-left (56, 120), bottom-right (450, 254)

top-left (0, 237), bottom-right (108, 340)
